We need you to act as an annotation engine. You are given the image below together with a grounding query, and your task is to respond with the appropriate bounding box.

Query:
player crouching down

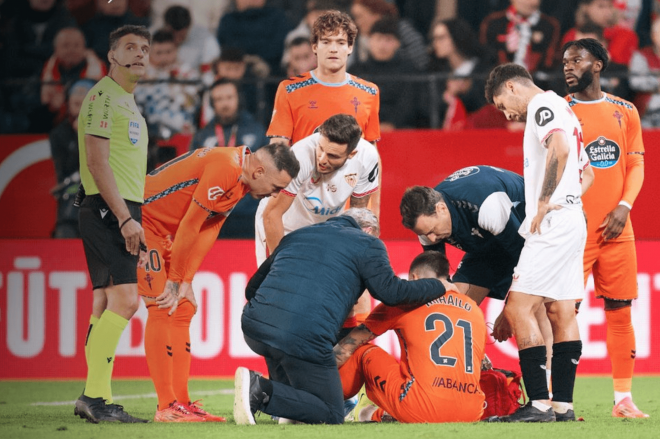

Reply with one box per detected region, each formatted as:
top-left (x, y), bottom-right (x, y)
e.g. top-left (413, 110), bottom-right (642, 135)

top-left (335, 251), bottom-right (486, 423)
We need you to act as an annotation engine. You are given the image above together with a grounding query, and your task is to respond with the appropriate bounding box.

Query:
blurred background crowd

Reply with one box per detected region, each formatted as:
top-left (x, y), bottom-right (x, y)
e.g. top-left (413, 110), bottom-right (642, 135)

top-left (2, 0), bottom-right (659, 237)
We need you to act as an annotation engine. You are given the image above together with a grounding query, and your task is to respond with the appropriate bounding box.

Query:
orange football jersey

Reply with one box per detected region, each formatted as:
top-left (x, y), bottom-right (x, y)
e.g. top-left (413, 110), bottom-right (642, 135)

top-left (267, 71), bottom-right (381, 144)
top-left (365, 292), bottom-right (486, 409)
top-left (566, 93), bottom-right (645, 242)
top-left (142, 146), bottom-right (251, 281)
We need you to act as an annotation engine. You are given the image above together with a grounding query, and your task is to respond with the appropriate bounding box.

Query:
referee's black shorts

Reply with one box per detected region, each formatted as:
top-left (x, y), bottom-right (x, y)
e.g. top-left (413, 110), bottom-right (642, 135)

top-left (78, 194), bottom-right (142, 290)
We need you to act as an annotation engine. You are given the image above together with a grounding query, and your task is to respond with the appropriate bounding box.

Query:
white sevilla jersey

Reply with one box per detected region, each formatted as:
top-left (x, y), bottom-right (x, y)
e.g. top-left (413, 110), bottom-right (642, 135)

top-left (257, 132), bottom-right (379, 234)
top-left (521, 91), bottom-right (589, 235)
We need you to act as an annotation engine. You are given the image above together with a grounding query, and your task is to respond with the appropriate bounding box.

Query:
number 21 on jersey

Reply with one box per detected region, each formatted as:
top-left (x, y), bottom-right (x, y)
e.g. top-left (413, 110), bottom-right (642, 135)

top-left (425, 312), bottom-right (474, 373)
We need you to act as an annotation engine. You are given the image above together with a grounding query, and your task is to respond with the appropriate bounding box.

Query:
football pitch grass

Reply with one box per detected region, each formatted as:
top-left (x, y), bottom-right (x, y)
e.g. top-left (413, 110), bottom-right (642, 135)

top-left (1, 377), bottom-right (658, 439)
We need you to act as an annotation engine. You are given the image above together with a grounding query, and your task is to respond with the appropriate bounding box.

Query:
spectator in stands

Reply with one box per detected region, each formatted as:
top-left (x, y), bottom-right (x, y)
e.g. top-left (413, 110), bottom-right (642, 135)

top-left (191, 79), bottom-right (268, 151)
top-left (480, 0), bottom-right (561, 74)
top-left (217, 0), bottom-right (292, 75)
top-left (41, 27), bottom-right (106, 125)
top-left (350, 17), bottom-right (418, 131)
top-left (350, 0), bottom-right (429, 70)
top-left (393, 0), bottom-right (437, 38)
top-left (83, 0), bottom-right (148, 62)
top-left (149, 0), bottom-right (231, 34)
top-left (190, 78), bottom-right (269, 238)
top-left (427, 18), bottom-right (495, 128)
top-left (0, 0), bottom-right (76, 79)
top-left (561, 0), bottom-right (639, 65)
top-left (134, 29), bottom-right (200, 140)
top-left (162, 5), bottom-right (220, 85)
top-left (198, 48), bottom-right (270, 127)
top-left (284, 0), bottom-right (341, 47)
top-left (49, 78), bottom-right (94, 238)
top-left (630, 15), bottom-right (660, 127)
top-left (283, 36), bottom-right (317, 77)
top-left (66, 0), bottom-right (98, 26)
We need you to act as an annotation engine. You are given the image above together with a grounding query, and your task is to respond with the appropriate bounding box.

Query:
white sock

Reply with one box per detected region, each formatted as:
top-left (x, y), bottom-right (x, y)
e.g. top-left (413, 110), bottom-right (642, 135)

top-left (614, 391), bottom-right (632, 405)
top-left (358, 404), bottom-right (378, 422)
top-left (532, 400), bottom-right (552, 412)
top-left (546, 369), bottom-right (552, 398)
top-left (552, 401), bottom-right (573, 414)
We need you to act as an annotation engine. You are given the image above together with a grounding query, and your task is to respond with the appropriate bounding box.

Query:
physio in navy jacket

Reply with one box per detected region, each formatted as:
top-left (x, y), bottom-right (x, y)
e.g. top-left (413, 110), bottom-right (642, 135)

top-left (237, 208), bottom-right (452, 425)
top-left (400, 165), bottom-right (526, 304)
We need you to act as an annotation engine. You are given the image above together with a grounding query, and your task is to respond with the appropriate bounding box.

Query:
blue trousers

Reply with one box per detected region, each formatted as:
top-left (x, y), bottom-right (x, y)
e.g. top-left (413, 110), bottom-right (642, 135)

top-left (244, 336), bottom-right (344, 424)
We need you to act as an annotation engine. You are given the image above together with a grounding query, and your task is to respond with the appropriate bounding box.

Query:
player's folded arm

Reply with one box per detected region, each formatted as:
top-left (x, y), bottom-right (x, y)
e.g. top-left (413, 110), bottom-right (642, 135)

top-left (360, 240), bottom-right (445, 306)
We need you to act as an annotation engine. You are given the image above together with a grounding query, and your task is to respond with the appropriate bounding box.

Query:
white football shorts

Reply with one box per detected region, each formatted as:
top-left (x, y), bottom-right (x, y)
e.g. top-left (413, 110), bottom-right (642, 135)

top-left (511, 208), bottom-right (586, 301)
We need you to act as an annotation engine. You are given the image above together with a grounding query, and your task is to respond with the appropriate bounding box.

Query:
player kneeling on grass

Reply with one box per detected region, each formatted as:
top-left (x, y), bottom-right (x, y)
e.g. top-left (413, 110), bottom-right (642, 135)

top-left (138, 143), bottom-right (299, 422)
top-left (334, 250), bottom-right (487, 423)
top-left (234, 209), bottom-right (454, 425)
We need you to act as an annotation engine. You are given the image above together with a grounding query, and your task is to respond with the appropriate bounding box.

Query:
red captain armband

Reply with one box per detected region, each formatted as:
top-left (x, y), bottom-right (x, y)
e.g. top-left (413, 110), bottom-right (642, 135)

top-left (342, 316), bottom-right (358, 328)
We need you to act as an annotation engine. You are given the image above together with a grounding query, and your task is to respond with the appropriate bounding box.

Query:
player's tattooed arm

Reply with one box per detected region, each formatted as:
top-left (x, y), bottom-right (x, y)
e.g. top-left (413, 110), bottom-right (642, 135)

top-left (349, 194), bottom-right (370, 209)
top-left (156, 280), bottom-right (181, 312)
top-left (334, 324), bottom-right (376, 368)
top-left (539, 146), bottom-right (559, 202)
top-left (531, 130), bottom-right (569, 234)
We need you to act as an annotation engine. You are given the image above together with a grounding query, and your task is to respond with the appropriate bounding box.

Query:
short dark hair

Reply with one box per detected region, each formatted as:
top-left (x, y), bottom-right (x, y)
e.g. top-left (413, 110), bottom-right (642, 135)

top-left (576, 21), bottom-right (605, 39)
top-left (562, 38), bottom-right (609, 72)
top-left (370, 17), bottom-right (399, 39)
top-left (219, 47), bottom-right (245, 63)
top-left (259, 143), bottom-right (301, 179)
top-left (164, 6), bottom-right (192, 31)
top-left (318, 114), bottom-right (363, 154)
top-left (400, 186), bottom-right (444, 230)
top-left (289, 36), bottom-right (312, 49)
top-left (210, 78), bottom-right (240, 94)
top-left (312, 10), bottom-right (358, 46)
top-left (152, 29), bottom-right (175, 45)
top-left (409, 251), bottom-right (450, 279)
top-left (484, 63), bottom-right (533, 104)
top-left (109, 25), bottom-right (151, 51)
top-left (432, 18), bottom-right (486, 59)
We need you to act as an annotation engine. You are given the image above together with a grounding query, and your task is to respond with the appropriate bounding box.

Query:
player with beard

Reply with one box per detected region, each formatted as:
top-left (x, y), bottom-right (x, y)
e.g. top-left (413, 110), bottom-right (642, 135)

top-left (255, 113), bottom-right (379, 266)
top-left (563, 38), bottom-right (647, 418)
top-left (190, 78), bottom-right (268, 152)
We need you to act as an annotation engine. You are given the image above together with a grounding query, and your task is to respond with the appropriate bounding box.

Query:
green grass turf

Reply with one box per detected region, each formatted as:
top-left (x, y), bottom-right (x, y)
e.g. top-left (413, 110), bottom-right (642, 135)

top-left (0, 377), bottom-right (658, 439)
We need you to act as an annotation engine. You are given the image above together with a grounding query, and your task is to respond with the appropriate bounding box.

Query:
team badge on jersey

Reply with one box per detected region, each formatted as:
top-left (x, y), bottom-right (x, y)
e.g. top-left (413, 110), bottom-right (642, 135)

top-left (535, 107), bottom-right (554, 126)
top-left (344, 173), bottom-right (357, 188)
top-left (208, 186), bottom-right (225, 200)
top-left (128, 120), bottom-right (141, 145)
top-left (585, 136), bottom-right (620, 168)
top-left (446, 166), bottom-right (480, 182)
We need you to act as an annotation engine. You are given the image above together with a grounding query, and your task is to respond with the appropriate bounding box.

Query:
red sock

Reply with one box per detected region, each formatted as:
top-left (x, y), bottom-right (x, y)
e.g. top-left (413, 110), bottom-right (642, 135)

top-left (172, 300), bottom-right (195, 405)
top-left (145, 302), bottom-right (176, 410)
top-left (605, 306), bottom-right (636, 392)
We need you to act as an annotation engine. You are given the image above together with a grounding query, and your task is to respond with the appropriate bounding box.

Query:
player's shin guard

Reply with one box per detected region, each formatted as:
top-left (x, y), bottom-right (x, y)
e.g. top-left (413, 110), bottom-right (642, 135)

top-left (605, 306), bottom-right (636, 393)
top-left (519, 346), bottom-right (549, 401)
top-left (84, 310), bottom-right (128, 401)
top-left (551, 341), bottom-right (582, 403)
top-left (172, 300), bottom-right (194, 405)
top-left (145, 302), bottom-right (176, 410)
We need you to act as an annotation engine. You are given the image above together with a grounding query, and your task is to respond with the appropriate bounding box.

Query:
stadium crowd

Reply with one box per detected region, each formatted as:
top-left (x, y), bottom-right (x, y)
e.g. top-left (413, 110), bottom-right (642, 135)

top-left (2, 0), bottom-right (660, 135)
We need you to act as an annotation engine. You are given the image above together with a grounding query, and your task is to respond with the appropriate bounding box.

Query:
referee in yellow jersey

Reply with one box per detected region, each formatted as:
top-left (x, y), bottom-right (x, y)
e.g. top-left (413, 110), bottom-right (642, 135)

top-left (74, 25), bottom-right (151, 423)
